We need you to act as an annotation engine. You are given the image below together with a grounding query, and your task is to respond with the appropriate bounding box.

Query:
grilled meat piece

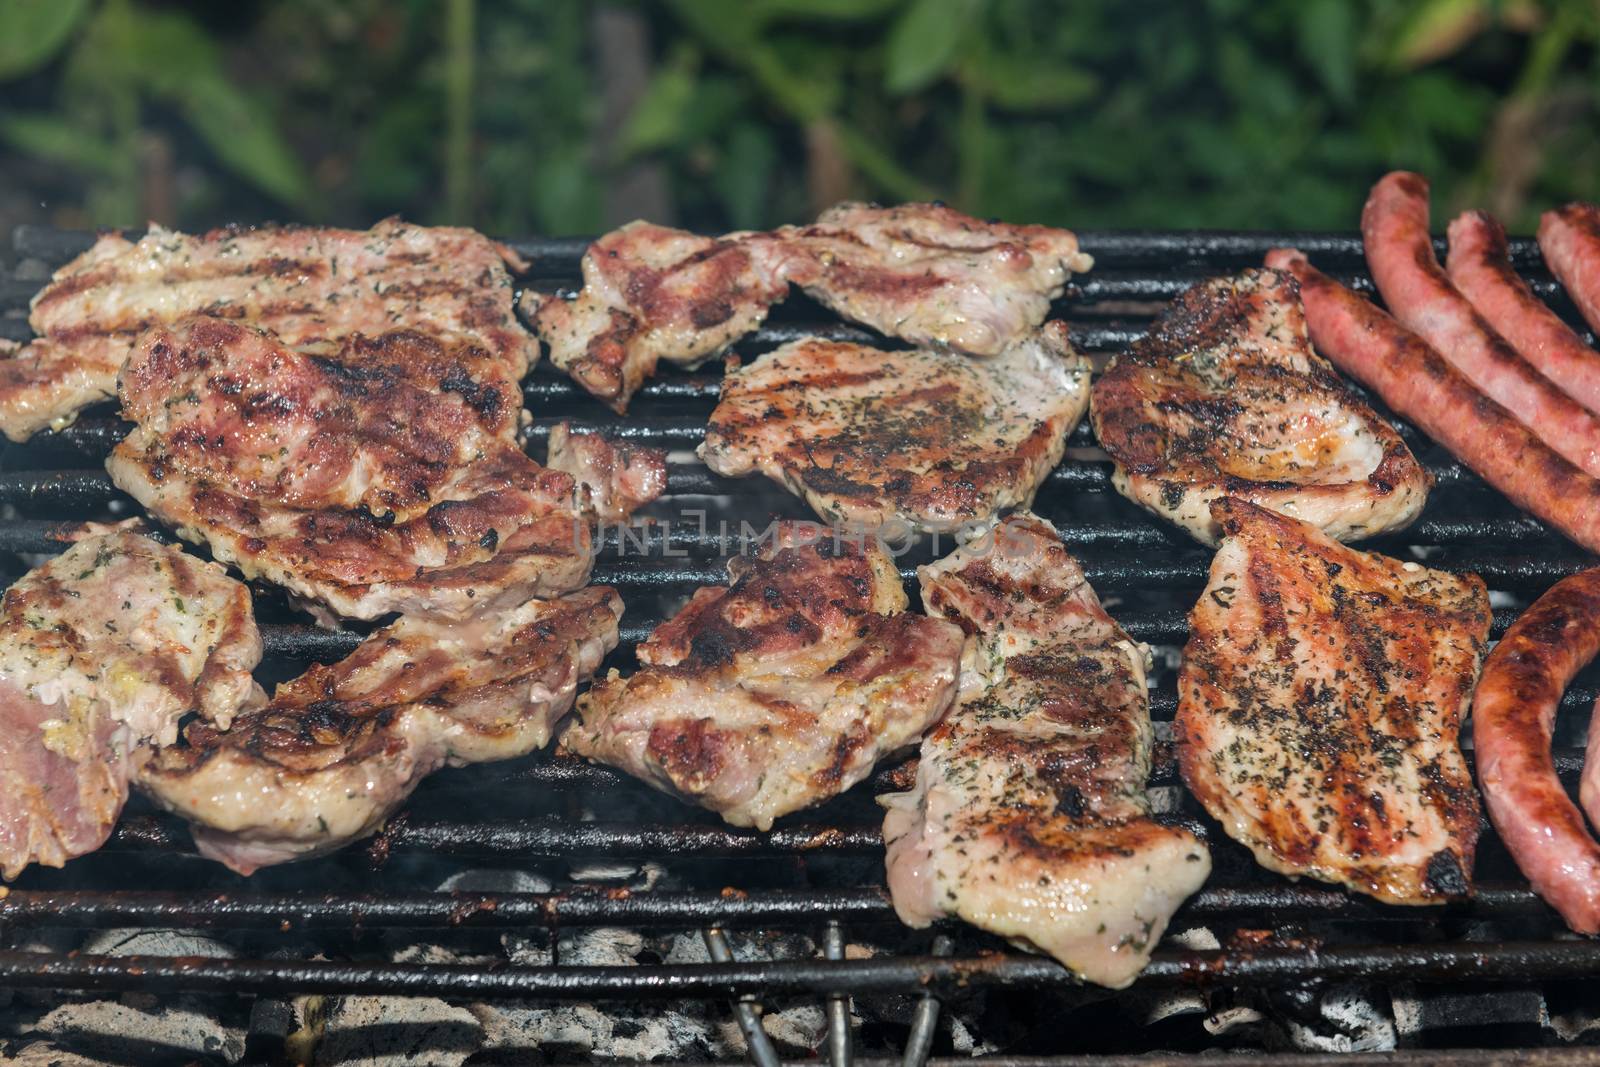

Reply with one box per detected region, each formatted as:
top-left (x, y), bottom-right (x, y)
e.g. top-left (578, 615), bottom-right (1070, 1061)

top-left (1, 525), bottom-right (261, 879)
top-left (546, 422), bottom-right (668, 523)
top-left (699, 322), bottom-right (1088, 532)
top-left (766, 201), bottom-right (1093, 356)
top-left (883, 513), bottom-right (1210, 988)
top-left (108, 317), bottom-right (591, 623)
top-left (138, 587), bottom-right (621, 874)
top-left (1268, 248), bottom-right (1600, 555)
top-left (1364, 173), bottom-right (1600, 479)
top-left (1448, 211), bottom-right (1600, 417)
top-left (525, 222), bottom-right (788, 412)
top-left (527, 204), bottom-right (1091, 410)
top-left (1471, 569), bottom-right (1600, 934)
top-left (564, 523), bottom-right (964, 829)
top-left (1177, 498), bottom-right (1489, 904)
top-left (1, 218), bottom-right (532, 442)
top-left (1091, 269), bottom-right (1428, 545)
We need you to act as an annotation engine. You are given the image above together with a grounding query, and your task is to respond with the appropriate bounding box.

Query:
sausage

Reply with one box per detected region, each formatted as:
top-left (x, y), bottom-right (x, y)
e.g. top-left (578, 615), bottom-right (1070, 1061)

top-left (1448, 210), bottom-right (1600, 416)
top-left (1586, 695), bottom-right (1600, 835)
top-left (1363, 172), bottom-right (1600, 478)
top-left (1470, 569), bottom-right (1600, 934)
top-left (1265, 247), bottom-right (1600, 555)
top-left (1540, 203), bottom-right (1600, 336)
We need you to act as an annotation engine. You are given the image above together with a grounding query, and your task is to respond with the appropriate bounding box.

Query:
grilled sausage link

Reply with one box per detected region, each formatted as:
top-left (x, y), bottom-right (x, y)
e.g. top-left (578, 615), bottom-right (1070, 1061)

top-left (1363, 172), bottom-right (1600, 478)
top-left (1471, 569), bottom-right (1600, 934)
top-left (1540, 203), bottom-right (1600, 336)
top-left (1448, 210), bottom-right (1600, 416)
top-left (1265, 248), bottom-right (1600, 555)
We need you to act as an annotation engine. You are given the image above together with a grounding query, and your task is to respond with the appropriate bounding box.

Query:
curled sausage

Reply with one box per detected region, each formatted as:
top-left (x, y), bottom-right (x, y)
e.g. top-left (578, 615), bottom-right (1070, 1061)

top-left (1472, 569), bottom-right (1600, 934)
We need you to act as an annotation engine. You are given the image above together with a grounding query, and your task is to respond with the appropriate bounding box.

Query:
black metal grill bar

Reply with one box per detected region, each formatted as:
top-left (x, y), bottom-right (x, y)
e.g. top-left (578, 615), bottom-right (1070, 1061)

top-left (473, 741), bottom-right (1590, 797)
top-left (1, 940), bottom-right (1596, 1002)
top-left (105, 815), bottom-right (885, 857)
top-left (0, 882), bottom-right (1559, 930)
top-left (9, 226), bottom-right (1551, 273)
top-left (590, 555), bottom-right (1592, 593)
top-left (0, 454), bottom-right (1529, 518)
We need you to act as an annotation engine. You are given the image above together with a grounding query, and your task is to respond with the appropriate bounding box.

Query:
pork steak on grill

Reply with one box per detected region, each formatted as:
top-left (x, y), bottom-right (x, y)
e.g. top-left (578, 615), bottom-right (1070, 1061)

top-left (525, 222), bottom-right (788, 412)
top-left (0, 218), bottom-right (533, 442)
top-left (765, 201), bottom-right (1093, 356)
top-left (882, 513), bottom-right (1210, 988)
top-left (138, 586), bottom-right (621, 874)
top-left (1177, 497), bottom-right (1489, 903)
top-left (527, 203), bottom-right (1092, 411)
top-left (563, 523), bottom-right (965, 829)
top-left (1091, 269), bottom-right (1429, 545)
top-left (1, 525), bottom-right (261, 879)
top-left (699, 322), bottom-right (1088, 533)
top-left (546, 422), bottom-right (669, 523)
top-left (108, 316), bottom-right (592, 623)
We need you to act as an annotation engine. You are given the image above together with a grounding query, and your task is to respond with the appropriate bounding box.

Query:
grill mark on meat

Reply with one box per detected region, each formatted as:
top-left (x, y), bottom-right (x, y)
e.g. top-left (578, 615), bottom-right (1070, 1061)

top-left (138, 588), bottom-right (620, 874)
top-left (566, 524), bottom-right (962, 830)
top-left (701, 324), bottom-right (1088, 532)
top-left (1091, 269), bottom-right (1429, 546)
top-left (109, 317), bottom-right (590, 621)
top-left (884, 512), bottom-right (1209, 989)
top-left (1178, 497), bottom-right (1487, 904)
top-left (4, 218), bottom-right (533, 441)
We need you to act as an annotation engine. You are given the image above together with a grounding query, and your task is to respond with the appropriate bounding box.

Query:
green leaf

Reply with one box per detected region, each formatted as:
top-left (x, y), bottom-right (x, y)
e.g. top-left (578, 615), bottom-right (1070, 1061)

top-left (617, 46), bottom-right (699, 159)
top-left (1386, 0), bottom-right (1490, 69)
top-left (109, 9), bottom-right (312, 205)
top-left (884, 0), bottom-right (980, 95)
top-left (963, 49), bottom-right (1096, 111)
top-left (0, 112), bottom-right (122, 176)
top-left (1298, 0), bottom-right (1356, 106)
top-left (177, 78), bottom-right (314, 206)
top-left (0, 0), bottom-right (91, 80)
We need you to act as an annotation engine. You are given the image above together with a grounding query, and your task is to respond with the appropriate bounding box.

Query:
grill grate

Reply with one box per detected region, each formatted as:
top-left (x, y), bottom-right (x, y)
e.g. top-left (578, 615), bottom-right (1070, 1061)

top-left (4, 223), bottom-right (1600, 1064)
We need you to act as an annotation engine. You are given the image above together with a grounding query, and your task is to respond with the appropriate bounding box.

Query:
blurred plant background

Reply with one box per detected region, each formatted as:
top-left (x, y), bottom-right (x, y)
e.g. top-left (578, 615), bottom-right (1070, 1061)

top-left (1, 0), bottom-right (1596, 237)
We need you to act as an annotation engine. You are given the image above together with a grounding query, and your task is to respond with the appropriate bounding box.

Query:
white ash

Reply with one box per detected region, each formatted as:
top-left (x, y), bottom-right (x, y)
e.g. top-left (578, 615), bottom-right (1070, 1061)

top-left (435, 868), bottom-right (554, 894)
top-left (314, 996), bottom-right (481, 1067)
top-left (4, 1040), bottom-right (113, 1067)
top-left (1203, 1003), bottom-right (1267, 1037)
top-left (1129, 927), bottom-right (1214, 1026)
top-left (30, 997), bottom-right (246, 1065)
top-left (567, 860), bottom-right (642, 883)
top-left (470, 1001), bottom-right (722, 1063)
top-left (1282, 984), bottom-right (1395, 1053)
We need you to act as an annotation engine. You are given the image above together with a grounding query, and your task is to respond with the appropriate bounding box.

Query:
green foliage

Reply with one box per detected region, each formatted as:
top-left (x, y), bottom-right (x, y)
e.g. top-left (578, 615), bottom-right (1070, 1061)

top-left (3, 0), bottom-right (1599, 234)
top-left (0, 0), bottom-right (91, 79)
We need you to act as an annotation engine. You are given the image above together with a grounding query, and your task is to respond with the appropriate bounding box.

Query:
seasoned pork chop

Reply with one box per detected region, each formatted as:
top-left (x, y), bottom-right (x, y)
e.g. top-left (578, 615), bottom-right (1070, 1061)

top-left (546, 422), bottom-right (668, 523)
top-left (1092, 270), bottom-right (1429, 545)
top-left (0, 526), bottom-right (261, 878)
top-left (525, 222), bottom-right (787, 412)
top-left (138, 587), bottom-right (621, 874)
top-left (767, 201), bottom-right (1092, 356)
top-left (1, 218), bottom-right (532, 441)
top-left (1177, 498), bottom-right (1489, 903)
top-left (564, 524), bottom-right (964, 829)
top-left (700, 323), bottom-right (1088, 532)
top-left (882, 513), bottom-right (1210, 988)
top-left (108, 317), bottom-right (591, 623)
top-left (527, 204), bottom-right (1092, 410)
